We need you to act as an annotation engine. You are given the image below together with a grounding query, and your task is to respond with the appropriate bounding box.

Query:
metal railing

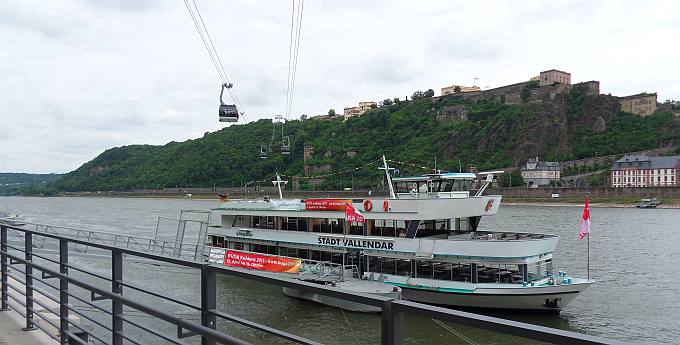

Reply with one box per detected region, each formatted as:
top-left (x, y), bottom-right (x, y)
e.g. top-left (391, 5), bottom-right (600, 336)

top-left (1, 224), bottom-right (629, 345)
top-left (17, 218), bottom-right (208, 261)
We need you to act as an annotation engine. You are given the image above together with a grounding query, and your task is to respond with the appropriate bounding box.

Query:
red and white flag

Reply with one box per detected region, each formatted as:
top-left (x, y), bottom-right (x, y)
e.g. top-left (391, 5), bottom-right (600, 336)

top-left (345, 202), bottom-right (365, 224)
top-left (578, 196), bottom-right (591, 240)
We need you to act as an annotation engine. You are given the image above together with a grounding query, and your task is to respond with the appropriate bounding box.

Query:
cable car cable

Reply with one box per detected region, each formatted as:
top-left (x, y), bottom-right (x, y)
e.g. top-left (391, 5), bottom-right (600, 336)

top-left (183, 0), bottom-right (247, 118)
top-left (287, 0), bottom-right (304, 120)
top-left (190, 0), bottom-right (246, 116)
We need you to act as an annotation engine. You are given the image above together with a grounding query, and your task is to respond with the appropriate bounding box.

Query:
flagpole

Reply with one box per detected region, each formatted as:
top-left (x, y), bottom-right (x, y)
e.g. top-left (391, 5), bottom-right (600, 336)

top-left (587, 231), bottom-right (590, 281)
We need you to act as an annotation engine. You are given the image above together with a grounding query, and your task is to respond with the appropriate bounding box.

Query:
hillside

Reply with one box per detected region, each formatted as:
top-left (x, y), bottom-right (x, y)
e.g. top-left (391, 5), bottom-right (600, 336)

top-left (51, 87), bottom-right (680, 192)
top-left (0, 173), bottom-right (61, 196)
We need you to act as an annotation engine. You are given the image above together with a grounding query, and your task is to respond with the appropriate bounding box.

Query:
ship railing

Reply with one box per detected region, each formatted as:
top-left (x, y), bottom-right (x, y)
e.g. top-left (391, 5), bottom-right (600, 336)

top-left (1, 223), bottom-right (628, 345)
top-left (298, 260), bottom-right (345, 282)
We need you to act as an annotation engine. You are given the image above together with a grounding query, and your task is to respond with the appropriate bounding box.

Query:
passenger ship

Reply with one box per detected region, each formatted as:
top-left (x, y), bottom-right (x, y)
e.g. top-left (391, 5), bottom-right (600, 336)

top-left (206, 158), bottom-right (591, 313)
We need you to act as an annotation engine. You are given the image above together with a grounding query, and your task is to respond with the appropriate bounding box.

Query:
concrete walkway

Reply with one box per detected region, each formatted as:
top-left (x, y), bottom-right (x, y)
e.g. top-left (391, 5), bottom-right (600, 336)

top-left (0, 308), bottom-right (55, 345)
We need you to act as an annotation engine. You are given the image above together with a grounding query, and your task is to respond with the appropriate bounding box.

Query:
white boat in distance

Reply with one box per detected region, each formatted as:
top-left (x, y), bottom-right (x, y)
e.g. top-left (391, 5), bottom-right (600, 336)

top-left (0, 211), bottom-right (25, 226)
top-left (205, 157), bottom-right (591, 312)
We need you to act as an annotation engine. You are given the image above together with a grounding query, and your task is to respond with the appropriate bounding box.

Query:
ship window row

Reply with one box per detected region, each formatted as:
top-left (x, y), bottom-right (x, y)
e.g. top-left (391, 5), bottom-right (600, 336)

top-left (232, 215), bottom-right (475, 238)
top-left (367, 257), bottom-right (551, 284)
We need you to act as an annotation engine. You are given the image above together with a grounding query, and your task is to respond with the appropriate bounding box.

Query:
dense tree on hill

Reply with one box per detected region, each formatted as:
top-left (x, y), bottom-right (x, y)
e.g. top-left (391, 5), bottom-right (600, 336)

top-left (382, 99), bottom-right (393, 106)
top-left (328, 109), bottom-right (336, 116)
top-left (47, 89), bottom-right (680, 193)
top-left (423, 89), bottom-right (435, 98)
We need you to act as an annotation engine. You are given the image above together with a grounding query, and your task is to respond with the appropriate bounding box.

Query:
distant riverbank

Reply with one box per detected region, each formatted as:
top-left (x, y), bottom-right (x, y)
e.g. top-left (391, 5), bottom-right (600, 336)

top-left (501, 197), bottom-right (680, 208)
top-left (27, 191), bottom-right (680, 209)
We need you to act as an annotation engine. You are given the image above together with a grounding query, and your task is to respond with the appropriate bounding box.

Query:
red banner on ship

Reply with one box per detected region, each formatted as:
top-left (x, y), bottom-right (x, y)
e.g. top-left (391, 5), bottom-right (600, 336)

top-left (304, 199), bottom-right (351, 211)
top-left (224, 250), bottom-right (302, 273)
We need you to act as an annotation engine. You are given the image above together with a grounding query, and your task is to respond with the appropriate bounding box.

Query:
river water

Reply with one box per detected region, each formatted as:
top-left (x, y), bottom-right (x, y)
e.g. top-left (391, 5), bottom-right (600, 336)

top-left (1, 196), bottom-right (678, 344)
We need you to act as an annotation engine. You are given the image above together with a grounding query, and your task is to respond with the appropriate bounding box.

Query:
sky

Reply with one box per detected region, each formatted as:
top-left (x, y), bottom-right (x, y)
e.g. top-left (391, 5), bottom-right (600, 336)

top-left (1, 0), bottom-right (678, 174)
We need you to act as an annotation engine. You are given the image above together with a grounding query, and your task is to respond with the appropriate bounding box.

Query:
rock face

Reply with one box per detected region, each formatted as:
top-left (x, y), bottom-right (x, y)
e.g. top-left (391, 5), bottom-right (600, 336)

top-left (593, 116), bottom-right (607, 132)
top-left (90, 165), bottom-right (105, 176)
top-left (444, 91), bottom-right (623, 166)
top-left (436, 105), bottom-right (469, 123)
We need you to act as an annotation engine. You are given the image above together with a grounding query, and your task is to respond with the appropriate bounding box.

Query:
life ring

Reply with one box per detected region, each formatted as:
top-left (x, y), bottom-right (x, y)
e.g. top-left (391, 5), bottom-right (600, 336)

top-left (363, 199), bottom-right (373, 212)
top-left (383, 200), bottom-right (389, 212)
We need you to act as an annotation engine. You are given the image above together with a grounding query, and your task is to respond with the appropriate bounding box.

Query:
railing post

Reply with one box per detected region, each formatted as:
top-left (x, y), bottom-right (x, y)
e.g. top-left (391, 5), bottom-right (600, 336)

top-left (201, 265), bottom-right (217, 345)
top-left (1, 225), bottom-right (8, 311)
top-left (381, 300), bottom-right (403, 345)
top-left (112, 250), bottom-right (123, 345)
top-left (59, 239), bottom-right (69, 344)
top-left (24, 232), bottom-right (37, 331)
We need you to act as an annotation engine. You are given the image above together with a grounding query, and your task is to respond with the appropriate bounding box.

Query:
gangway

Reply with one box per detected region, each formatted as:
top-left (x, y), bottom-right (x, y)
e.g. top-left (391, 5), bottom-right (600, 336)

top-left (12, 210), bottom-right (211, 261)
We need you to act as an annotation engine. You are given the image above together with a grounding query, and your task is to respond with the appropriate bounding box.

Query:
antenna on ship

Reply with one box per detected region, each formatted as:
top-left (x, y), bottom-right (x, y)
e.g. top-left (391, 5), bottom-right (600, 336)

top-left (272, 172), bottom-right (288, 199)
top-left (379, 155), bottom-right (396, 199)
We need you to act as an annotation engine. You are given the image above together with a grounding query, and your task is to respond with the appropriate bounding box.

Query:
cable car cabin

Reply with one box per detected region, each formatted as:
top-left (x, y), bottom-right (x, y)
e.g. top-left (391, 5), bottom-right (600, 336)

top-left (218, 104), bottom-right (239, 122)
top-left (281, 136), bottom-right (291, 155)
top-left (260, 145), bottom-right (268, 159)
top-left (218, 83), bottom-right (239, 122)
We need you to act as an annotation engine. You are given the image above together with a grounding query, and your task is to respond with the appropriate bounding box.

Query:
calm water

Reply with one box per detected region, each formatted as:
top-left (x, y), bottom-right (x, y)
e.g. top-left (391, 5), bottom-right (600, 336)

top-left (1, 196), bottom-right (679, 344)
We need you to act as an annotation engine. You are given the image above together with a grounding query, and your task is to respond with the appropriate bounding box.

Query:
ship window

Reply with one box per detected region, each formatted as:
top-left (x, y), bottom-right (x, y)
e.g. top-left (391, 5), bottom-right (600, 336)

top-left (349, 222), bottom-right (364, 235)
top-left (415, 260), bottom-right (434, 279)
top-left (252, 216), bottom-right (275, 230)
top-left (297, 218), bottom-right (308, 232)
top-left (232, 242), bottom-right (244, 251)
top-left (373, 220), bottom-right (407, 237)
top-left (395, 259), bottom-right (411, 276)
top-left (331, 252), bottom-right (343, 265)
top-left (416, 220), bottom-right (448, 238)
top-left (374, 258), bottom-right (410, 276)
top-left (281, 217), bottom-right (298, 231)
top-left (310, 218), bottom-right (343, 234)
top-left (234, 216), bottom-right (249, 227)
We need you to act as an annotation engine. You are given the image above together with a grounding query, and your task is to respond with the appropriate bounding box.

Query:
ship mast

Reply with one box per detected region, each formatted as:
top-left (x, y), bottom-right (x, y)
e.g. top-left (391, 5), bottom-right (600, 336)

top-left (380, 155), bottom-right (396, 199)
top-left (272, 172), bottom-right (288, 199)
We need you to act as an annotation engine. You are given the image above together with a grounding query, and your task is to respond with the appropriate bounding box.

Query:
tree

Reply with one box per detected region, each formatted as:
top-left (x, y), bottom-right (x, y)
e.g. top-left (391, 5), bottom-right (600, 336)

top-left (393, 97), bottom-right (400, 104)
top-left (382, 98), bottom-right (393, 106)
top-left (328, 109), bottom-right (336, 116)
top-left (300, 114), bottom-right (308, 121)
top-left (423, 89), bottom-right (435, 98)
top-left (453, 85), bottom-right (462, 93)
top-left (412, 91), bottom-right (424, 100)
top-left (370, 103), bottom-right (377, 109)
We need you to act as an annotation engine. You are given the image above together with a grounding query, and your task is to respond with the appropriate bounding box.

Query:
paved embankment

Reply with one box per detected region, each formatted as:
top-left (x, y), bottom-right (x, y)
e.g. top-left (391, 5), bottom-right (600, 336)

top-left (0, 306), bottom-right (54, 345)
top-left (1, 272), bottom-right (80, 345)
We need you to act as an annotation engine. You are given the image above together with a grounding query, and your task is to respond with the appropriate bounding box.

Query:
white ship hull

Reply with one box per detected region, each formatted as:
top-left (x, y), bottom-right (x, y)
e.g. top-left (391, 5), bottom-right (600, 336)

top-left (395, 280), bottom-right (590, 312)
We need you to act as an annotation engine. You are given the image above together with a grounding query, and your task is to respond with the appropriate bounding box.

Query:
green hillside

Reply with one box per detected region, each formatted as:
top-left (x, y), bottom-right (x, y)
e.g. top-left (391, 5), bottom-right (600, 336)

top-left (0, 173), bottom-right (61, 196)
top-left (50, 88), bottom-right (680, 192)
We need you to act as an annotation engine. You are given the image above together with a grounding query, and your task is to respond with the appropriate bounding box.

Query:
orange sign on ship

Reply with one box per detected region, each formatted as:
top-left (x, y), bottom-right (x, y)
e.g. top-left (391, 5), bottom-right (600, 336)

top-left (224, 250), bottom-right (302, 273)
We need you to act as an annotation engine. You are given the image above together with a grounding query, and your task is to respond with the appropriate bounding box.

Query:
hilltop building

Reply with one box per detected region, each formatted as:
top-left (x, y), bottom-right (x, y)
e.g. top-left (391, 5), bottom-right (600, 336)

top-left (441, 84), bottom-right (481, 96)
top-left (611, 154), bottom-right (679, 187)
top-left (343, 101), bottom-right (376, 120)
top-left (539, 69), bottom-right (571, 86)
top-left (520, 157), bottom-right (560, 188)
top-left (618, 93), bottom-right (657, 117)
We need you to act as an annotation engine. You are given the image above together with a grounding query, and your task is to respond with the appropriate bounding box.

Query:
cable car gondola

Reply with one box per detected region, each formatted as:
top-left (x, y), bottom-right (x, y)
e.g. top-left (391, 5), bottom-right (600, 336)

top-left (281, 136), bottom-right (291, 155)
top-left (260, 145), bottom-right (268, 159)
top-left (218, 83), bottom-right (239, 123)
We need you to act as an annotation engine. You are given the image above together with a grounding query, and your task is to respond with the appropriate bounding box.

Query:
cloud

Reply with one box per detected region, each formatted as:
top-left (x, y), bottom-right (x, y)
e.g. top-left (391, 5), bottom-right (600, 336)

top-left (0, 0), bottom-right (678, 173)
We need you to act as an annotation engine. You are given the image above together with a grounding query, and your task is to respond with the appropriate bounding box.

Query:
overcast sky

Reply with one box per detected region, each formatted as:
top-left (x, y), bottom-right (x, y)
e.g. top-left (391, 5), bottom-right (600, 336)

top-left (1, 0), bottom-right (678, 173)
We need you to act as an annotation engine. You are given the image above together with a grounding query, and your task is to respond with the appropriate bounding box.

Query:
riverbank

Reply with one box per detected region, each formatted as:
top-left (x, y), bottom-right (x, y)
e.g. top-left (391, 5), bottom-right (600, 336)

top-left (11, 192), bottom-right (680, 209)
top-left (501, 199), bottom-right (680, 208)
